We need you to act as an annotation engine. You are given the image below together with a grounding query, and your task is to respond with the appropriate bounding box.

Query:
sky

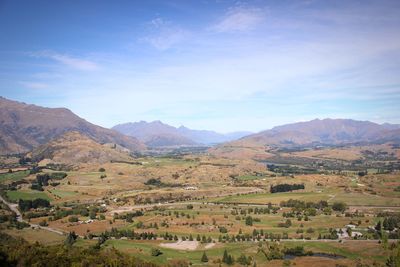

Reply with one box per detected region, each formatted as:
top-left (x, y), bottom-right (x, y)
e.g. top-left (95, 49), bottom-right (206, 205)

top-left (0, 0), bottom-right (400, 133)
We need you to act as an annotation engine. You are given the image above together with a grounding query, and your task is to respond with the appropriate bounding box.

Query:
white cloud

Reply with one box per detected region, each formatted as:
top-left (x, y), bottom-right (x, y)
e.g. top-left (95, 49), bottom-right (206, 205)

top-left (140, 18), bottom-right (189, 50)
top-left (19, 81), bottom-right (48, 89)
top-left (212, 5), bottom-right (266, 33)
top-left (31, 51), bottom-right (99, 71)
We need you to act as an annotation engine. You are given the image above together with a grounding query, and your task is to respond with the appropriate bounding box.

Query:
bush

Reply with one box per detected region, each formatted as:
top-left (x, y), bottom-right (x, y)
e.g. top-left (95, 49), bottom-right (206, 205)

top-left (151, 248), bottom-right (162, 257)
top-left (18, 198), bottom-right (50, 211)
top-left (245, 216), bottom-right (253, 226)
top-left (39, 220), bottom-right (48, 227)
top-left (98, 168), bottom-right (106, 172)
top-left (332, 202), bottom-right (347, 212)
top-left (68, 216), bottom-right (79, 223)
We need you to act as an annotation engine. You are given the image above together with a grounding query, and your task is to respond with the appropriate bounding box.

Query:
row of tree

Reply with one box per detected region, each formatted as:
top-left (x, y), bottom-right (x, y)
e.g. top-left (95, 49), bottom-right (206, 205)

top-left (270, 183), bottom-right (305, 193)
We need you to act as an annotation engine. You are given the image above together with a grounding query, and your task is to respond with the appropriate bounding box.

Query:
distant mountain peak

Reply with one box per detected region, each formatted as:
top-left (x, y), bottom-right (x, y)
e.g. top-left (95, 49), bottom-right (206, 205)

top-left (112, 120), bottom-right (252, 147)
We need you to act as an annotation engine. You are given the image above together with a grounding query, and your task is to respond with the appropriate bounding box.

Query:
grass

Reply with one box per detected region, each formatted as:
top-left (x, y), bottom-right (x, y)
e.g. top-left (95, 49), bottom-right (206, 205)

top-left (284, 241), bottom-right (389, 263)
top-left (3, 228), bottom-right (64, 245)
top-left (0, 170), bottom-right (30, 184)
top-left (331, 192), bottom-right (400, 206)
top-left (237, 175), bottom-right (266, 181)
top-left (6, 190), bottom-right (51, 201)
top-left (50, 189), bottom-right (79, 198)
top-left (103, 239), bottom-right (255, 265)
top-left (210, 191), bottom-right (331, 205)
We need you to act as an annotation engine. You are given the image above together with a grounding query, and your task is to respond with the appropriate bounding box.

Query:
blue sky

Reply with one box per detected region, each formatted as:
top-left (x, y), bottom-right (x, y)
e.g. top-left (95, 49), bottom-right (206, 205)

top-left (0, 0), bottom-right (399, 132)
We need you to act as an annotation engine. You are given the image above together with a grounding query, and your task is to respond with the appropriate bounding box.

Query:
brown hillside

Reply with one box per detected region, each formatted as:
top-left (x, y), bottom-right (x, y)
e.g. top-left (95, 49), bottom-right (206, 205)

top-left (0, 97), bottom-right (145, 154)
top-left (30, 131), bottom-right (134, 165)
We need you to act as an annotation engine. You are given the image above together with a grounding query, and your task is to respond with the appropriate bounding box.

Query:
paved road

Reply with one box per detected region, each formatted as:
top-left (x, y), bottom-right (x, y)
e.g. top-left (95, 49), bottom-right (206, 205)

top-left (0, 195), bottom-right (64, 236)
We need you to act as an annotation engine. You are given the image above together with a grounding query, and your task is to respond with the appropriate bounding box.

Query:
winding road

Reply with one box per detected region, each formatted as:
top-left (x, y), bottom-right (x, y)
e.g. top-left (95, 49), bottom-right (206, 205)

top-left (0, 195), bottom-right (65, 236)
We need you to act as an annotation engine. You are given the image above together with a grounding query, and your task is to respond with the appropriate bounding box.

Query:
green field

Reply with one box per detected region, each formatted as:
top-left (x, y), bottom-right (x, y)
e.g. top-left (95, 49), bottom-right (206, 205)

top-left (0, 170), bottom-right (30, 183)
top-left (50, 189), bottom-right (79, 198)
top-left (6, 190), bottom-right (51, 201)
top-left (103, 240), bottom-right (260, 265)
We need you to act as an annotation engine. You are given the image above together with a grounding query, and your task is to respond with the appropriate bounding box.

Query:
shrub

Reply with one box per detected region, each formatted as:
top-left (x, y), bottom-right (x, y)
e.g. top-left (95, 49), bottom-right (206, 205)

top-left (332, 202), bottom-right (347, 212)
top-left (68, 216), bottom-right (79, 223)
top-left (151, 248), bottom-right (162, 257)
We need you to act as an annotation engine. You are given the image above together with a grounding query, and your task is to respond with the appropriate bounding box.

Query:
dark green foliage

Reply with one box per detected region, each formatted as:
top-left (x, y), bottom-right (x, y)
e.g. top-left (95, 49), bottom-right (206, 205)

top-left (151, 248), bottom-right (162, 257)
top-left (245, 216), bottom-right (253, 226)
top-left (50, 172), bottom-right (68, 180)
top-left (30, 183), bottom-right (44, 191)
top-left (64, 232), bottom-right (78, 246)
top-left (237, 254), bottom-right (251, 265)
top-left (68, 216), bottom-right (79, 223)
top-left (36, 173), bottom-right (51, 186)
top-left (201, 251), bottom-right (208, 262)
top-left (144, 178), bottom-right (164, 187)
top-left (98, 168), bottom-right (106, 172)
top-left (0, 232), bottom-right (157, 266)
top-left (332, 202), bottom-right (347, 212)
top-left (278, 219), bottom-right (292, 228)
top-left (219, 226), bottom-right (228, 233)
top-left (270, 183), bottom-right (304, 193)
top-left (222, 249), bottom-right (234, 265)
top-left (285, 246), bottom-right (313, 256)
top-left (18, 198), bottom-right (50, 212)
top-left (32, 172), bottom-right (67, 190)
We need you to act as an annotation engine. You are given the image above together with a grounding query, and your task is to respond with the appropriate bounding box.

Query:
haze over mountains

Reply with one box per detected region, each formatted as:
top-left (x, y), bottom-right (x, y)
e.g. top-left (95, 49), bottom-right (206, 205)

top-left (112, 121), bottom-right (252, 147)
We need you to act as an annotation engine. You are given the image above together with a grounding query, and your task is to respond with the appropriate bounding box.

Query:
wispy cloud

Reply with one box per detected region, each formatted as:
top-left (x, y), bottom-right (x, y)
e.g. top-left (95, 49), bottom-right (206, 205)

top-left (140, 18), bottom-right (189, 50)
top-left (212, 5), bottom-right (266, 33)
top-left (19, 81), bottom-right (48, 89)
top-left (31, 51), bottom-right (99, 71)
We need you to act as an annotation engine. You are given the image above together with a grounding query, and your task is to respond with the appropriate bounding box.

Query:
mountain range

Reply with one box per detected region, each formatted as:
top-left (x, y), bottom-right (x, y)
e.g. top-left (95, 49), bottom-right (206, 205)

top-left (1, 97), bottom-right (400, 158)
top-left (0, 97), bottom-right (144, 155)
top-left (112, 121), bottom-right (252, 147)
top-left (241, 118), bottom-right (400, 146)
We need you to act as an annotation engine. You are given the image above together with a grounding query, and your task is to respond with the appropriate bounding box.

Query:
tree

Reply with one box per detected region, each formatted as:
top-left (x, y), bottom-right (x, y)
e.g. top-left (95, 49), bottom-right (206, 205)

top-left (245, 216), bottom-right (253, 226)
top-left (68, 216), bottom-right (79, 223)
top-left (332, 202), bottom-right (347, 212)
top-left (64, 231), bottom-right (78, 246)
top-left (237, 254), bottom-right (250, 265)
top-left (151, 248), bottom-right (163, 256)
top-left (227, 255), bottom-right (234, 265)
top-left (99, 167), bottom-right (106, 172)
top-left (89, 211), bottom-right (96, 220)
top-left (222, 249), bottom-right (229, 263)
top-left (201, 251), bottom-right (209, 262)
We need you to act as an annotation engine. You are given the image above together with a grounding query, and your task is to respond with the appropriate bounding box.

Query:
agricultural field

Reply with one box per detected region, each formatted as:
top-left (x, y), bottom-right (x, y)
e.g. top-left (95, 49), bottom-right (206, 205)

top-left (1, 150), bottom-right (400, 266)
